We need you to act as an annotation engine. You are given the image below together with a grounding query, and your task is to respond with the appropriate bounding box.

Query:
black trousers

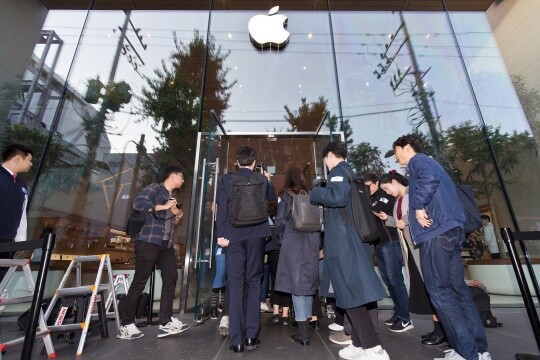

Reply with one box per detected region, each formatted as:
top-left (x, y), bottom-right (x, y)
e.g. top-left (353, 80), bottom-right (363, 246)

top-left (121, 241), bottom-right (177, 326)
top-left (226, 237), bottom-right (265, 346)
top-left (346, 305), bottom-right (381, 349)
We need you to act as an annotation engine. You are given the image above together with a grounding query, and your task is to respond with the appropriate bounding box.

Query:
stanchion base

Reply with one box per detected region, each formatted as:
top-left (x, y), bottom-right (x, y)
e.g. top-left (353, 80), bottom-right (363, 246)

top-left (516, 353), bottom-right (540, 360)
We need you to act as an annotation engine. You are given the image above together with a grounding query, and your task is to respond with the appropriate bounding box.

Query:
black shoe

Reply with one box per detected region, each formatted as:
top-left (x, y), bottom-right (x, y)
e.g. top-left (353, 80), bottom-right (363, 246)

top-left (245, 338), bottom-right (261, 350)
top-left (309, 320), bottom-right (320, 330)
top-left (271, 314), bottom-right (280, 324)
top-left (210, 307), bottom-right (219, 320)
top-left (290, 333), bottom-right (310, 346)
top-left (281, 316), bottom-right (290, 326)
top-left (421, 333), bottom-right (447, 346)
top-left (421, 331), bottom-right (433, 340)
top-left (229, 344), bottom-right (244, 353)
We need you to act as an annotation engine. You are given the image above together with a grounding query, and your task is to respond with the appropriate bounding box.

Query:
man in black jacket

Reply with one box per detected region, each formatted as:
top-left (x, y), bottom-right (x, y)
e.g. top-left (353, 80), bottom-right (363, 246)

top-left (364, 174), bottom-right (412, 333)
top-left (215, 146), bottom-right (276, 353)
top-left (0, 143), bottom-right (33, 281)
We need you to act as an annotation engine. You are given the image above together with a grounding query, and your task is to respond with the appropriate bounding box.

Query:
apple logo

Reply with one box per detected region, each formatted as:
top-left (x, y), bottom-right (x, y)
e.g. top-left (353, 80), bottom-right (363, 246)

top-left (248, 6), bottom-right (290, 50)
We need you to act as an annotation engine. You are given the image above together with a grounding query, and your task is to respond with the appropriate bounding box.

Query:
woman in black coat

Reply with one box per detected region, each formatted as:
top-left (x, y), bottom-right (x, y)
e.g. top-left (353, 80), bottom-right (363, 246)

top-left (275, 166), bottom-right (320, 346)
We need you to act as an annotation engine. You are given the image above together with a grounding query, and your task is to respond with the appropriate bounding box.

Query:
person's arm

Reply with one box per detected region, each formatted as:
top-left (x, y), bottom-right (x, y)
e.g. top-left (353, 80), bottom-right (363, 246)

top-left (310, 167), bottom-right (349, 208)
top-left (216, 175), bottom-right (230, 247)
top-left (275, 195), bottom-right (288, 240)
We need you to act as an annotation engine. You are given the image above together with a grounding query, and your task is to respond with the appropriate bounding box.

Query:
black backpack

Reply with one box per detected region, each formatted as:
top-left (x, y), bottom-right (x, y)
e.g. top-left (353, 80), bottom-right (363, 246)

top-left (455, 184), bottom-right (482, 236)
top-left (339, 165), bottom-right (379, 243)
top-left (227, 173), bottom-right (268, 227)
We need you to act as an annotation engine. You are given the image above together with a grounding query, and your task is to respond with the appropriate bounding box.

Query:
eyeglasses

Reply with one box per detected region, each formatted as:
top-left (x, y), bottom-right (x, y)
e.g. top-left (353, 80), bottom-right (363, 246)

top-left (174, 173), bottom-right (184, 178)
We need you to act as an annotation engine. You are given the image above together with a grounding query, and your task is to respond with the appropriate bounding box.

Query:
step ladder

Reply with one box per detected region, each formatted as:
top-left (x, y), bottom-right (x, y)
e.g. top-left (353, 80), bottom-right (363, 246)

top-left (43, 254), bottom-right (120, 356)
top-left (0, 259), bottom-right (56, 359)
top-left (104, 274), bottom-right (129, 319)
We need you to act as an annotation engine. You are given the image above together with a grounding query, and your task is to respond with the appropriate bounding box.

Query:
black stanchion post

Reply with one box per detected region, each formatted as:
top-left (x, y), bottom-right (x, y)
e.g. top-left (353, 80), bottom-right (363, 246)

top-left (21, 233), bottom-right (55, 360)
top-left (500, 228), bottom-right (540, 358)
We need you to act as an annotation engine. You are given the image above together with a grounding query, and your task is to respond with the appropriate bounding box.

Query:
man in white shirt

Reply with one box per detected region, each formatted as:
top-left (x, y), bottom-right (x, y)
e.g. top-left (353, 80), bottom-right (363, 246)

top-left (481, 215), bottom-right (500, 259)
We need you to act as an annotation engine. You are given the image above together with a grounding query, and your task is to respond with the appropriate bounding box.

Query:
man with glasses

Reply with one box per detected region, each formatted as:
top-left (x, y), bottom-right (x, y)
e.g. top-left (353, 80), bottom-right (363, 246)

top-left (118, 165), bottom-right (190, 340)
top-left (363, 174), bottom-right (412, 333)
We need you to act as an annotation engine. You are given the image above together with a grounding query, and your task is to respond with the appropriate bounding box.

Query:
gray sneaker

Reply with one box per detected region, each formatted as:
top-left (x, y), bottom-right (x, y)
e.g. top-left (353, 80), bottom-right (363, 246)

top-left (117, 323), bottom-right (144, 340)
top-left (157, 317), bottom-right (190, 338)
top-left (329, 331), bottom-right (353, 345)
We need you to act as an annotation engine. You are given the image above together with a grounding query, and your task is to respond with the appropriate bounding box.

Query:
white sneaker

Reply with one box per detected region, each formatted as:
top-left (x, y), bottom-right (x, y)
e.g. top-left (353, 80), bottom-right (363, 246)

top-left (479, 352), bottom-right (492, 360)
top-left (434, 350), bottom-right (466, 360)
top-left (356, 345), bottom-right (390, 359)
top-left (219, 315), bottom-right (229, 337)
top-left (329, 322), bottom-right (345, 332)
top-left (260, 302), bottom-right (270, 312)
top-left (339, 344), bottom-right (364, 360)
top-left (157, 317), bottom-right (190, 338)
top-left (117, 323), bottom-right (144, 340)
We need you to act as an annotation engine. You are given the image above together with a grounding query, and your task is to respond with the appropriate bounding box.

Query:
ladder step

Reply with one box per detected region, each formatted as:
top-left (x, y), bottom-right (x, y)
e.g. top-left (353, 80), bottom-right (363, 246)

top-left (0, 295), bottom-right (34, 305)
top-left (0, 259), bottom-right (30, 267)
top-left (48, 323), bottom-right (86, 332)
top-left (56, 286), bottom-right (94, 297)
top-left (56, 284), bottom-right (110, 298)
top-left (74, 255), bottom-right (105, 263)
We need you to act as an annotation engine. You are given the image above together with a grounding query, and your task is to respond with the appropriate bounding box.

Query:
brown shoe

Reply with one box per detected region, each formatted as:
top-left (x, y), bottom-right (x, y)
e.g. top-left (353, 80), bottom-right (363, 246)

top-left (329, 331), bottom-right (352, 345)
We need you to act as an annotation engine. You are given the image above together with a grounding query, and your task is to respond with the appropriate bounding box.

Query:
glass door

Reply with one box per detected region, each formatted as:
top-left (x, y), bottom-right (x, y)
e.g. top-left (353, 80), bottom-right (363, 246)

top-left (181, 111), bottom-right (228, 317)
top-left (313, 111), bottom-right (343, 181)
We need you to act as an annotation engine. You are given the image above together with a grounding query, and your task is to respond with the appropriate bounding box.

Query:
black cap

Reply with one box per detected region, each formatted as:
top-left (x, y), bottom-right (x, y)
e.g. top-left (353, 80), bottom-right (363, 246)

top-left (384, 149), bottom-right (394, 158)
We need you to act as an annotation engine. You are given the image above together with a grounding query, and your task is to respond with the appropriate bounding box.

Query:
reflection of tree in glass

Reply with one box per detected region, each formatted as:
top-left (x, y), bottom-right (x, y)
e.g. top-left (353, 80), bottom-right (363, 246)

top-left (419, 122), bottom-right (536, 208)
top-left (284, 97), bottom-right (327, 132)
top-left (512, 75), bottom-right (540, 146)
top-left (348, 142), bottom-right (386, 177)
top-left (137, 30), bottom-right (235, 175)
top-left (0, 78), bottom-right (22, 121)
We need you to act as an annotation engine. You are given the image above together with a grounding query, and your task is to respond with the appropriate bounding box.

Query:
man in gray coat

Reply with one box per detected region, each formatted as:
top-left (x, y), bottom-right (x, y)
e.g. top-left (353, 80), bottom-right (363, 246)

top-left (310, 141), bottom-right (390, 360)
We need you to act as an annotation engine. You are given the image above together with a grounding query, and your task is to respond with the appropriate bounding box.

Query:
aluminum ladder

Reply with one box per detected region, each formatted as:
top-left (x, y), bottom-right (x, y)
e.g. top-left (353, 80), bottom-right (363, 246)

top-left (0, 259), bottom-right (56, 358)
top-left (102, 273), bottom-right (129, 319)
top-left (43, 254), bottom-right (120, 356)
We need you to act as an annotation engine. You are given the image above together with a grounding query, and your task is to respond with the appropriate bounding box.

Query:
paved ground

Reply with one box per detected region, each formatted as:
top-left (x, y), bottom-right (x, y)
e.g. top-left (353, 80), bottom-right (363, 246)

top-left (0, 308), bottom-right (536, 359)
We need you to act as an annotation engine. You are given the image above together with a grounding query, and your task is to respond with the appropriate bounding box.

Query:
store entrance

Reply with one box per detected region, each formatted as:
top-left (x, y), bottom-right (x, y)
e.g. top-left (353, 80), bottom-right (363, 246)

top-left (179, 111), bottom-right (343, 316)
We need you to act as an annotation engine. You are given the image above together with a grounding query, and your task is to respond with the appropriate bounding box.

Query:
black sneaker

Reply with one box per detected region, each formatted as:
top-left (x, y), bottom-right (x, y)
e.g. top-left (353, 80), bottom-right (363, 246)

top-left (270, 314), bottom-right (280, 324)
top-left (384, 314), bottom-right (398, 326)
top-left (389, 319), bottom-right (414, 333)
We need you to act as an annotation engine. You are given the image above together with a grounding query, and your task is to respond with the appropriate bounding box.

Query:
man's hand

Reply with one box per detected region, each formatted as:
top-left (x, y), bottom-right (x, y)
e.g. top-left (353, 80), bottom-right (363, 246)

top-left (415, 209), bottom-right (432, 228)
top-left (217, 237), bottom-right (230, 247)
top-left (396, 219), bottom-right (405, 229)
top-left (374, 211), bottom-right (388, 221)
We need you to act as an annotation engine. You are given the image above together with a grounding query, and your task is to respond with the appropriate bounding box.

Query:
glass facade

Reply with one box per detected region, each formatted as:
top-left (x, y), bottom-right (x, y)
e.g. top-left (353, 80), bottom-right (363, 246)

top-left (1, 0), bottom-right (539, 312)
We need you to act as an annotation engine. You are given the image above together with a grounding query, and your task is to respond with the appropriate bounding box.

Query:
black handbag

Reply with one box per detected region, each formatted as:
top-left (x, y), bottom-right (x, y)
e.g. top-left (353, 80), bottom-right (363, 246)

top-left (125, 185), bottom-right (166, 237)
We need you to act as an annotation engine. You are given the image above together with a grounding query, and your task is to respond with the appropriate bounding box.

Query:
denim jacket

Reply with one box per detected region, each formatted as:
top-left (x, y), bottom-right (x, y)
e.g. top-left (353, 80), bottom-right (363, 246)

top-left (407, 153), bottom-right (465, 244)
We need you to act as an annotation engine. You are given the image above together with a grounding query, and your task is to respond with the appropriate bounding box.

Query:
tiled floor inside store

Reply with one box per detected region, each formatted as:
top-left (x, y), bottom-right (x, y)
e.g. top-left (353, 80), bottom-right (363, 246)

top-left (0, 307), bottom-right (536, 359)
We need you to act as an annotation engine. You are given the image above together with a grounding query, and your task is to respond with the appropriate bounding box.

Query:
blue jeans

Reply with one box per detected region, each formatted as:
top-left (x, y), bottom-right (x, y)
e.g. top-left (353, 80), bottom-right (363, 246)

top-left (376, 241), bottom-right (409, 322)
top-left (419, 227), bottom-right (488, 360)
top-left (292, 295), bottom-right (313, 321)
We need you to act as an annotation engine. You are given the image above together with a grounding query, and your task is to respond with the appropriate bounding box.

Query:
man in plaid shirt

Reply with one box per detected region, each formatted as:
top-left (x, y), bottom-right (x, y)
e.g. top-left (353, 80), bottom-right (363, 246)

top-left (118, 165), bottom-right (190, 340)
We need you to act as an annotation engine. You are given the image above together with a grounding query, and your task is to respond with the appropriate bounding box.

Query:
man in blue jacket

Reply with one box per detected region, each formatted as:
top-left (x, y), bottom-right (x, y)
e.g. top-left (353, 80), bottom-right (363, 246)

top-left (392, 134), bottom-right (490, 360)
top-left (216, 146), bottom-right (276, 353)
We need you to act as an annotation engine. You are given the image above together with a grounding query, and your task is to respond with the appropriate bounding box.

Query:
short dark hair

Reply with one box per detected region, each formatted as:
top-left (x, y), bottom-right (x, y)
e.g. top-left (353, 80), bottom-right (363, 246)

top-left (161, 165), bottom-right (185, 182)
top-left (481, 214), bottom-right (490, 222)
top-left (379, 172), bottom-right (408, 187)
top-left (2, 143), bottom-right (34, 162)
top-left (362, 174), bottom-right (379, 184)
top-left (236, 146), bottom-right (257, 166)
top-left (322, 141), bottom-right (347, 159)
top-left (392, 134), bottom-right (425, 153)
